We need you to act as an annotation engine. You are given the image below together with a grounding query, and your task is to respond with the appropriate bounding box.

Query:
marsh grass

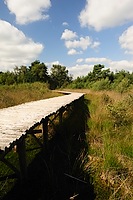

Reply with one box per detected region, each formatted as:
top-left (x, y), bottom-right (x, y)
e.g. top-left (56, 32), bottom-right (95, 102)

top-left (0, 82), bottom-right (62, 109)
top-left (85, 90), bottom-right (133, 199)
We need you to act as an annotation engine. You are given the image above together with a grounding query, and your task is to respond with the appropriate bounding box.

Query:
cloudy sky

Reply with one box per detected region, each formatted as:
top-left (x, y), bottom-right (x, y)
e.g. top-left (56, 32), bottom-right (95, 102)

top-left (0, 0), bottom-right (133, 78)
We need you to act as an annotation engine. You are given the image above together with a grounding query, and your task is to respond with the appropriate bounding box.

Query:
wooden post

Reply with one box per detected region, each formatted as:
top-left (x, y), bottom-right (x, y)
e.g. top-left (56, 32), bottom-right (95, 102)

top-left (42, 117), bottom-right (48, 151)
top-left (59, 108), bottom-right (63, 124)
top-left (17, 137), bottom-right (27, 182)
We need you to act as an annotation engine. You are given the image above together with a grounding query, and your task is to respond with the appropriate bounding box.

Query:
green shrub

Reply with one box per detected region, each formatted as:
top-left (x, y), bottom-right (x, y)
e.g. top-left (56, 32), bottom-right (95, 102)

top-left (112, 78), bottom-right (130, 93)
top-left (91, 78), bottom-right (111, 91)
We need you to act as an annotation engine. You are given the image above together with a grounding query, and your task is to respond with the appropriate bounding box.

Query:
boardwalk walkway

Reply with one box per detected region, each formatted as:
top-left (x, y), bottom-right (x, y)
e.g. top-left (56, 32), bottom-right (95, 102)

top-left (0, 92), bottom-right (84, 151)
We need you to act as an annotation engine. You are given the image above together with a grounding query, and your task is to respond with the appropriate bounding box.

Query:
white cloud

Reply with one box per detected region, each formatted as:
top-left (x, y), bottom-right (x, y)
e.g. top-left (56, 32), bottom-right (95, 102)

top-left (68, 49), bottom-right (82, 55)
top-left (45, 60), bottom-right (63, 67)
top-left (48, 61), bottom-right (63, 67)
top-left (69, 64), bottom-right (93, 78)
top-left (109, 60), bottom-right (133, 72)
top-left (62, 22), bottom-right (69, 26)
top-left (76, 58), bottom-right (84, 63)
top-left (79, 0), bottom-right (133, 31)
top-left (61, 29), bottom-right (77, 40)
top-left (61, 29), bottom-right (100, 55)
top-left (0, 20), bottom-right (44, 71)
top-left (4, 0), bottom-right (51, 24)
top-left (65, 36), bottom-right (92, 50)
top-left (45, 61), bottom-right (65, 74)
top-left (85, 57), bottom-right (110, 63)
top-left (84, 57), bottom-right (133, 72)
top-left (91, 41), bottom-right (100, 49)
top-left (70, 57), bottom-right (133, 78)
top-left (119, 26), bottom-right (133, 54)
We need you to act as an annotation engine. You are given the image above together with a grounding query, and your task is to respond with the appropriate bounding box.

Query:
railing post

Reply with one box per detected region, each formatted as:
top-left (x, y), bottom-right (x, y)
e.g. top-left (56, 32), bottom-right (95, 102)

top-left (42, 117), bottom-right (48, 152)
top-left (17, 136), bottom-right (27, 182)
top-left (59, 108), bottom-right (63, 124)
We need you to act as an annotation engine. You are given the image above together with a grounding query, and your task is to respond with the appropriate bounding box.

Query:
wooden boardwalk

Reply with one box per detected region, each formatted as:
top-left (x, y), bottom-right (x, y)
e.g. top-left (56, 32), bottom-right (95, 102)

top-left (0, 92), bottom-right (84, 151)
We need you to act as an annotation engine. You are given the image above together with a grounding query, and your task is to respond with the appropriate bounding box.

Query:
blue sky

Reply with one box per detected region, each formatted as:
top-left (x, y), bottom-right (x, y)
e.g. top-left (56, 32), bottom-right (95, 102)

top-left (0, 0), bottom-right (133, 78)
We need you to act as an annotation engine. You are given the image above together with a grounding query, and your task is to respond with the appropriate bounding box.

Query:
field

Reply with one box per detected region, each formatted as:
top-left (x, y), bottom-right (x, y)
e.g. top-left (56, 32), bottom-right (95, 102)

top-left (0, 85), bottom-right (133, 199)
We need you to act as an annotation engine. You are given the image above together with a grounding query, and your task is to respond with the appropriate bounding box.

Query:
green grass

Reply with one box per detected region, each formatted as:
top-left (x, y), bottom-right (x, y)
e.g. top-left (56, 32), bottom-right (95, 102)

top-left (84, 90), bottom-right (133, 200)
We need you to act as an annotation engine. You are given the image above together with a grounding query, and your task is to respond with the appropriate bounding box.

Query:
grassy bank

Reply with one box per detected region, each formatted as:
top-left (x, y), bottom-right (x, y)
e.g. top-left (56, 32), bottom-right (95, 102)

top-left (84, 90), bottom-right (133, 200)
top-left (0, 82), bottom-right (62, 109)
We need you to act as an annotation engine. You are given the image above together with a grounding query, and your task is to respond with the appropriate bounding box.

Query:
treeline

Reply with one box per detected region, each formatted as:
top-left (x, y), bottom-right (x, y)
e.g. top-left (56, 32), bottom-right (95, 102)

top-left (0, 60), bottom-right (72, 89)
top-left (69, 64), bottom-right (133, 93)
top-left (0, 61), bottom-right (133, 92)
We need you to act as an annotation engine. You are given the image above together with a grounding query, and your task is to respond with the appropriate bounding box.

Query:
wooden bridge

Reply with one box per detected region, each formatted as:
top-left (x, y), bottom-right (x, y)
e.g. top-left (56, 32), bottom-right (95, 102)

top-left (0, 92), bottom-right (84, 182)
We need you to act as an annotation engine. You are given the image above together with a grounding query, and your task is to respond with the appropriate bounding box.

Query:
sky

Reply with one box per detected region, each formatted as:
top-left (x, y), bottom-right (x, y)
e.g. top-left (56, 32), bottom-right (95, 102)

top-left (0, 0), bottom-right (133, 78)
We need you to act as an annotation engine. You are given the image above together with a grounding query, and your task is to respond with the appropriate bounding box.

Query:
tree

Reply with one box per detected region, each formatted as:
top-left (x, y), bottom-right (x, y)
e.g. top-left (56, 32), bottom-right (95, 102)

top-left (0, 72), bottom-right (6, 84)
top-left (2, 71), bottom-right (16, 85)
top-left (92, 64), bottom-right (104, 80)
top-left (14, 65), bottom-right (29, 83)
top-left (29, 60), bottom-right (49, 82)
top-left (50, 65), bottom-right (72, 89)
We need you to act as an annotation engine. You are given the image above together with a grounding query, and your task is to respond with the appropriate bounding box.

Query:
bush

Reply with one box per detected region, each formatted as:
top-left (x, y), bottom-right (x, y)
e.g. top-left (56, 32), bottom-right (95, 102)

top-left (91, 78), bottom-right (111, 91)
top-left (112, 78), bottom-right (130, 93)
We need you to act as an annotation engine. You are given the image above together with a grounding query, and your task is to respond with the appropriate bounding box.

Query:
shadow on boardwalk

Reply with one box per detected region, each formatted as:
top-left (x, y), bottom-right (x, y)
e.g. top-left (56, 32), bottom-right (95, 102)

top-left (2, 98), bottom-right (95, 200)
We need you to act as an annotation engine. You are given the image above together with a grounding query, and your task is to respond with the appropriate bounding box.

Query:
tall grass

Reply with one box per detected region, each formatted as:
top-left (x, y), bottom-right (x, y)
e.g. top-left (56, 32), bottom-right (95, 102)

top-left (85, 90), bottom-right (133, 200)
top-left (0, 82), bottom-right (62, 109)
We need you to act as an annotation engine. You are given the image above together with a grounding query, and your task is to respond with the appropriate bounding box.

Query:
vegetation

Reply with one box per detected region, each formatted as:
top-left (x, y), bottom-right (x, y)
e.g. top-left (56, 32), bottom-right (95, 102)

top-left (1, 61), bottom-right (132, 92)
top-left (0, 61), bottom-right (133, 199)
top-left (0, 82), bottom-right (62, 109)
top-left (0, 60), bottom-right (72, 89)
top-left (50, 64), bottom-right (72, 89)
top-left (68, 64), bottom-right (133, 93)
top-left (84, 90), bottom-right (133, 200)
